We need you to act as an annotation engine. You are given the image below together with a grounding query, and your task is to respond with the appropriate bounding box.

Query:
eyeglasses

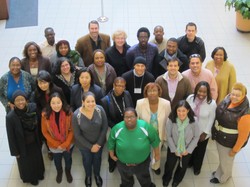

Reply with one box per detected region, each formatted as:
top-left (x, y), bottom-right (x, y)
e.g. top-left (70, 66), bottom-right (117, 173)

top-left (124, 116), bottom-right (136, 120)
top-left (147, 90), bottom-right (158, 94)
top-left (189, 54), bottom-right (201, 59)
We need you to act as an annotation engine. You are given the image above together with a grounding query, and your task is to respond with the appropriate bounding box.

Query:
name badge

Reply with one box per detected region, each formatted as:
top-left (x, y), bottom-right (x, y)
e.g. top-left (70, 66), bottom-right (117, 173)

top-left (134, 88), bottom-right (142, 94)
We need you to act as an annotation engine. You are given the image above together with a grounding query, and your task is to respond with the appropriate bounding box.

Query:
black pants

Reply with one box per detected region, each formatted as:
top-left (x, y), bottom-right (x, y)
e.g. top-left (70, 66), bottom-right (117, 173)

top-left (117, 156), bottom-right (155, 187)
top-left (163, 147), bottom-right (192, 184)
top-left (189, 138), bottom-right (209, 172)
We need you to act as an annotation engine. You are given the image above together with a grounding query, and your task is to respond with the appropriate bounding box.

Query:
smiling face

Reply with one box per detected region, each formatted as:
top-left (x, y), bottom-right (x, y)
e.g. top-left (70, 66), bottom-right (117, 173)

top-left (9, 59), bottom-right (21, 76)
top-left (37, 80), bottom-right (50, 92)
top-left (114, 34), bottom-right (126, 47)
top-left (82, 95), bottom-right (96, 111)
top-left (79, 72), bottom-right (91, 88)
top-left (177, 106), bottom-right (189, 122)
top-left (89, 23), bottom-right (99, 40)
top-left (50, 96), bottom-right (63, 112)
top-left (27, 45), bottom-right (38, 59)
top-left (60, 61), bottom-right (71, 74)
top-left (113, 80), bottom-right (126, 96)
top-left (189, 57), bottom-right (202, 76)
top-left (213, 49), bottom-right (224, 65)
top-left (185, 25), bottom-right (197, 42)
top-left (58, 43), bottom-right (69, 56)
top-left (167, 60), bottom-right (179, 78)
top-left (14, 96), bottom-right (27, 110)
top-left (147, 86), bottom-right (159, 101)
top-left (196, 85), bottom-right (207, 100)
top-left (93, 51), bottom-right (105, 67)
top-left (134, 63), bottom-right (146, 76)
top-left (166, 41), bottom-right (178, 55)
top-left (230, 89), bottom-right (244, 104)
top-left (153, 26), bottom-right (164, 41)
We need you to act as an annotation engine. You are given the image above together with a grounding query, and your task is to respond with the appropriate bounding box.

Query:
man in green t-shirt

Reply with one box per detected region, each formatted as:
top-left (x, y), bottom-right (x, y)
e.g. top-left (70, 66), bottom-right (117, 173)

top-left (108, 107), bottom-right (160, 187)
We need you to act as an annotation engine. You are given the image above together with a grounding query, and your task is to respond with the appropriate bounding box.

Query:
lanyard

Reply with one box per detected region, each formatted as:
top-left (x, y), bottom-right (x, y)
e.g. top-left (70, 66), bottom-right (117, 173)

top-left (111, 93), bottom-right (125, 116)
top-left (133, 74), bottom-right (144, 89)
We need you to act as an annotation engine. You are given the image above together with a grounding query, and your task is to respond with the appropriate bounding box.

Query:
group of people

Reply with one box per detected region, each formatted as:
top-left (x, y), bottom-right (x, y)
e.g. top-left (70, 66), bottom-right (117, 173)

top-left (0, 19), bottom-right (250, 187)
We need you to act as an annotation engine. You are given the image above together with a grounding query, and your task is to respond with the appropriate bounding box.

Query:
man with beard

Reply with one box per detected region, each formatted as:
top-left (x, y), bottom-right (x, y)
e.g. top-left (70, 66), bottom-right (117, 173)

top-left (126, 27), bottom-right (158, 77)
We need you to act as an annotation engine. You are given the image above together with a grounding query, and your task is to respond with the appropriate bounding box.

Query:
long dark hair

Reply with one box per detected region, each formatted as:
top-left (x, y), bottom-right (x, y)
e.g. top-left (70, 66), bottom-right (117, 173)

top-left (23, 41), bottom-right (42, 58)
top-left (44, 92), bottom-right (71, 119)
top-left (193, 81), bottom-right (212, 104)
top-left (52, 57), bottom-right (75, 75)
top-left (169, 100), bottom-right (195, 123)
top-left (36, 70), bottom-right (54, 97)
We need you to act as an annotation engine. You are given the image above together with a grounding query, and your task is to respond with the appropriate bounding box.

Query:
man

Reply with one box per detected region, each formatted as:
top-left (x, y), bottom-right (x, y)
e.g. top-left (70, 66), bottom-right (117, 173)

top-left (182, 54), bottom-right (218, 100)
top-left (156, 57), bottom-right (192, 109)
top-left (157, 37), bottom-right (189, 76)
top-left (126, 27), bottom-right (158, 77)
top-left (40, 27), bottom-right (56, 60)
top-left (177, 22), bottom-right (206, 62)
top-left (108, 107), bottom-right (159, 187)
top-left (75, 20), bottom-right (110, 67)
top-left (122, 56), bottom-right (155, 107)
top-left (150, 25), bottom-right (167, 53)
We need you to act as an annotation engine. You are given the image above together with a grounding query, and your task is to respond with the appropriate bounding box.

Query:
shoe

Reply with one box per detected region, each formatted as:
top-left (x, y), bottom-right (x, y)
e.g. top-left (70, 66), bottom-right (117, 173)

top-left (172, 181), bottom-right (179, 187)
top-left (56, 169), bottom-right (63, 183)
top-left (30, 180), bottom-right (38, 186)
top-left (85, 176), bottom-right (92, 187)
top-left (109, 166), bottom-right (115, 173)
top-left (153, 168), bottom-right (161, 175)
top-left (210, 177), bottom-right (220, 184)
top-left (65, 169), bottom-right (73, 183)
top-left (162, 179), bottom-right (170, 187)
top-left (194, 170), bottom-right (200, 175)
top-left (95, 175), bottom-right (103, 187)
top-left (48, 152), bottom-right (53, 161)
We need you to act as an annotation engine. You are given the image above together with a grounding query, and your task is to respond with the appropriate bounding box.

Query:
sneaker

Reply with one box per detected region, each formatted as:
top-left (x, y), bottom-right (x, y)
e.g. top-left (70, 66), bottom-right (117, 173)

top-left (210, 177), bottom-right (220, 184)
top-left (153, 168), bottom-right (161, 175)
top-left (65, 169), bottom-right (73, 183)
top-left (56, 169), bottom-right (63, 183)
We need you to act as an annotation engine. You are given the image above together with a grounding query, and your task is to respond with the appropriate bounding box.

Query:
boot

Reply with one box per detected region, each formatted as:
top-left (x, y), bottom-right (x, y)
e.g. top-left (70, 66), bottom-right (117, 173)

top-left (95, 175), bottom-right (103, 187)
top-left (65, 169), bottom-right (73, 183)
top-left (85, 176), bottom-right (92, 187)
top-left (56, 169), bottom-right (63, 183)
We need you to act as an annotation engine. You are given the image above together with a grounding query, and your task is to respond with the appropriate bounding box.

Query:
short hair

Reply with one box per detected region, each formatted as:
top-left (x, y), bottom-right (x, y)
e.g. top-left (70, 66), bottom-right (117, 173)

top-left (193, 81), bottom-right (212, 104)
top-left (143, 82), bottom-right (162, 98)
top-left (167, 37), bottom-right (178, 44)
top-left (44, 27), bottom-right (54, 34)
top-left (113, 77), bottom-right (126, 85)
top-left (88, 20), bottom-right (99, 29)
top-left (154, 25), bottom-right (164, 32)
top-left (56, 40), bottom-right (71, 55)
top-left (23, 41), bottom-right (42, 58)
top-left (81, 91), bottom-right (96, 101)
top-left (112, 30), bottom-right (127, 41)
top-left (9, 57), bottom-right (21, 66)
top-left (169, 100), bottom-right (195, 123)
top-left (211, 47), bottom-right (228, 61)
top-left (137, 27), bottom-right (150, 38)
top-left (52, 57), bottom-right (75, 75)
top-left (232, 82), bottom-right (247, 96)
top-left (123, 107), bottom-right (137, 117)
top-left (189, 54), bottom-right (202, 62)
top-left (185, 22), bottom-right (197, 30)
top-left (77, 68), bottom-right (94, 87)
top-left (92, 49), bottom-right (106, 62)
top-left (166, 56), bottom-right (182, 67)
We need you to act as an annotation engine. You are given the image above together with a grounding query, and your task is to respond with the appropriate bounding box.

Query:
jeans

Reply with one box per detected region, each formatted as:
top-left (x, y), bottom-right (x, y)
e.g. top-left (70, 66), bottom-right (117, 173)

top-left (79, 147), bottom-right (103, 177)
top-left (53, 146), bottom-right (74, 171)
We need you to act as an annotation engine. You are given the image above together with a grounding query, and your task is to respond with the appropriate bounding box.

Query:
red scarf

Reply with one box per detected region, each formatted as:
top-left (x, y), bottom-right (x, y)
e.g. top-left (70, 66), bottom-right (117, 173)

top-left (49, 110), bottom-right (66, 143)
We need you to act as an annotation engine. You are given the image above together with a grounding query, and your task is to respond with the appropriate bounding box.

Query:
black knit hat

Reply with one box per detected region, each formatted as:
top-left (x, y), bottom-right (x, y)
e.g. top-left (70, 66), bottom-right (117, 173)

top-left (133, 56), bottom-right (146, 66)
top-left (12, 90), bottom-right (27, 103)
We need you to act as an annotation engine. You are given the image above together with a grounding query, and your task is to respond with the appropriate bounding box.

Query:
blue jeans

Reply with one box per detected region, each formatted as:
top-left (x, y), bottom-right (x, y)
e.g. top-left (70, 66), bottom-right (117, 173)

top-left (53, 146), bottom-right (74, 171)
top-left (79, 147), bottom-right (103, 177)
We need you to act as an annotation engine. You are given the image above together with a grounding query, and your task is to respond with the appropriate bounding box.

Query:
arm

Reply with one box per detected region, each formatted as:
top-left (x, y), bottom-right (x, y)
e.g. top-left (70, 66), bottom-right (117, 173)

top-left (198, 39), bottom-right (206, 62)
top-left (202, 101), bottom-right (216, 140)
top-left (0, 74), bottom-right (8, 108)
top-left (59, 114), bottom-right (74, 150)
top-left (108, 128), bottom-right (118, 161)
top-left (228, 63), bottom-right (237, 94)
top-left (186, 122), bottom-right (200, 153)
top-left (166, 119), bottom-right (177, 153)
top-left (96, 107), bottom-right (108, 146)
top-left (6, 115), bottom-right (19, 156)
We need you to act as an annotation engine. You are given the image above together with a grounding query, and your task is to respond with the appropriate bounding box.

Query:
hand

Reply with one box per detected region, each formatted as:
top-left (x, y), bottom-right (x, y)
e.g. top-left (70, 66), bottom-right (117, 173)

top-left (57, 146), bottom-right (63, 150)
top-left (199, 132), bottom-right (207, 142)
top-left (175, 152), bottom-right (181, 157)
top-left (229, 149), bottom-right (237, 157)
top-left (154, 154), bottom-right (160, 162)
top-left (111, 155), bottom-right (118, 161)
top-left (91, 144), bottom-right (101, 153)
top-left (181, 151), bottom-right (189, 156)
top-left (9, 103), bottom-right (15, 110)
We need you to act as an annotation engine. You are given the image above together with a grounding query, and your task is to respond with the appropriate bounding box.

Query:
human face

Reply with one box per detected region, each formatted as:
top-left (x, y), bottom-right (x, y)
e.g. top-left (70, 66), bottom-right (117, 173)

top-left (153, 27), bottom-right (164, 41)
top-left (82, 95), bottom-right (96, 111)
top-left (124, 111), bottom-right (137, 130)
top-left (166, 41), bottom-right (178, 55)
top-left (50, 97), bottom-right (62, 112)
top-left (79, 72), bottom-right (91, 88)
top-left (134, 63), bottom-right (146, 76)
top-left (138, 32), bottom-right (149, 49)
top-left (213, 49), bottom-right (224, 65)
top-left (89, 23), bottom-right (99, 40)
top-left (113, 80), bottom-right (126, 96)
top-left (14, 96), bottom-right (27, 110)
top-left (94, 52), bottom-right (105, 67)
top-left (189, 57), bottom-right (202, 76)
top-left (196, 85), bottom-right (207, 100)
top-left (230, 89), bottom-right (244, 104)
top-left (114, 35), bottom-right (126, 47)
top-left (45, 29), bottom-right (55, 46)
top-left (9, 59), bottom-right (21, 75)
top-left (58, 44), bottom-right (69, 56)
top-left (177, 106), bottom-right (189, 122)
top-left (60, 61), bottom-right (71, 74)
top-left (185, 26), bottom-right (197, 42)
top-left (167, 61), bottom-right (179, 77)
top-left (37, 80), bottom-right (50, 92)
top-left (147, 86), bottom-right (159, 101)
top-left (27, 45), bottom-right (38, 59)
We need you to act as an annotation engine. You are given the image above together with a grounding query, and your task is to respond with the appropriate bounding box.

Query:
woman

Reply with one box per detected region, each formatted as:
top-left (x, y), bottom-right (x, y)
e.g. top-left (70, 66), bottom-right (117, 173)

top-left (0, 57), bottom-right (35, 113)
top-left (105, 30), bottom-right (130, 76)
top-left (205, 47), bottom-right (236, 104)
top-left (162, 100), bottom-right (199, 187)
top-left (70, 68), bottom-right (103, 111)
top-left (87, 49), bottom-right (117, 95)
top-left (6, 90), bottom-right (45, 185)
top-left (35, 70), bottom-right (65, 160)
top-left (210, 82), bottom-right (250, 184)
top-left (41, 92), bottom-right (74, 184)
top-left (108, 107), bottom-right (160, 187)
top-left (186, 81), bottom-right (216, 175)
top-left (72, 91), bottom-right (108, 187)
top-left (136, 82), bottom-right (171, 175)
top-left (51, 40), bottom-right (85, 70)
top-left (21, 41), bottom-right (52, 79)
top-left (53, 57), bottom-right (77, 104)
top-left (100, 77), bottom-right (133, 172)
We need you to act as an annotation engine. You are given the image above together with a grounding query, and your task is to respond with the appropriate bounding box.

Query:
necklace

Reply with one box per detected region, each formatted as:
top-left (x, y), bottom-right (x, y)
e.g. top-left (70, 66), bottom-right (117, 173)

top-left (111, 93), bottom-right (125, 116)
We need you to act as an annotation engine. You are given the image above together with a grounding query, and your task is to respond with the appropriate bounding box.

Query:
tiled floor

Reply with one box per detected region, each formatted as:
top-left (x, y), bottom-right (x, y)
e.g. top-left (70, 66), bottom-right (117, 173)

top-left (0, 0), bottom-right (250, 186)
